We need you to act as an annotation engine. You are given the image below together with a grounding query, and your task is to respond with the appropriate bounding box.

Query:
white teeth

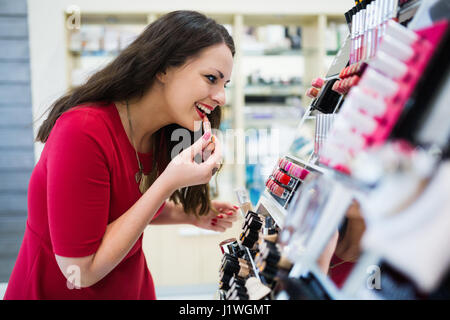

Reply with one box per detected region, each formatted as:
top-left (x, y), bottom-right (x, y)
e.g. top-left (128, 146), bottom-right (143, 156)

top-left (196, 103), bottom-right (211, 115)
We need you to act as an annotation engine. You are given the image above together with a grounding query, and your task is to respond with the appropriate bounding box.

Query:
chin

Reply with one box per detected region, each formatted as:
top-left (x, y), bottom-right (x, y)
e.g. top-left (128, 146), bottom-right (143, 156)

top-left (176, 120), bottom-right (198, 133)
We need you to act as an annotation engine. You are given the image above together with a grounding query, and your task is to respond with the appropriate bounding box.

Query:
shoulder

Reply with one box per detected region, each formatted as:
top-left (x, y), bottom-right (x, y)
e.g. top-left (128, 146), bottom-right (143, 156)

top-left (52, 102), bottom-right (118, 141)
top-left (48, 103), bottom-right (117, 157)
top-left (58, 103), bottom-right (114, 129)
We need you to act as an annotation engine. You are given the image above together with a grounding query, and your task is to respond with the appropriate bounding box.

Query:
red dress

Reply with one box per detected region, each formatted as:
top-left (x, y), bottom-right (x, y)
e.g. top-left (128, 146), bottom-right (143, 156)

top-left (328, 254), bottom-right (356, 289)
top-left (4, 103), bottom-right (165, 300)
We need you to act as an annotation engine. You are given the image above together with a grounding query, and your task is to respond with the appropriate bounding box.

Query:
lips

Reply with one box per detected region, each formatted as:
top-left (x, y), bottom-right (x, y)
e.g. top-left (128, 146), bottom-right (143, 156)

top-left (195, 102), bottom-right (213, 115)
top-left (198, 102), bottom-right (214, 111)
top-left (195, 104), bottom-right (206, 119)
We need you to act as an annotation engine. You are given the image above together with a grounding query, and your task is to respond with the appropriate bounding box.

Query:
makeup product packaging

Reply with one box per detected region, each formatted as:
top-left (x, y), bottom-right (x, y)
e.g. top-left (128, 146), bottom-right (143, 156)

top-left (245, 277), bottom-right (271, 300)
top-left (320, 20), bottom-right (449, 175)
top-left (239, 211), bottom-right (263, 249)
top-left (235, 188), bottom-right (253, 216)
top-left (269, 168), bottom-right (298, 189)
top-left (311, 78), bottom-right (342, 113)
top-left (314, 114), bottom-right (336, 159)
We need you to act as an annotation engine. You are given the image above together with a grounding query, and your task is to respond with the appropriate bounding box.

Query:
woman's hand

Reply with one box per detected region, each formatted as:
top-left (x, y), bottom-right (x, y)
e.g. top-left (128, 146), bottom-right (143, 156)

top-left (193, 200), bottom-right (240, 232)
top-left (160, 125), bottom-right (222, 192)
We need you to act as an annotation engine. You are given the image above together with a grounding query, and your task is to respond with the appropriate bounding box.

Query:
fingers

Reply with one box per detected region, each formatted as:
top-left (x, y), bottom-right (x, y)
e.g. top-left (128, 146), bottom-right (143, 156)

top-left (203, 116), bottom-right (211, 133)
top-left (202, 141), bottom-right (215, 161)
top-left (184, 116), bottom-right (212, 161)
top-left (203, 135), bottom-right (222, 168)
top-left (185, 130), bottom-right (212, 161)
top-left (214, 201), bottom-right (240, 214)
top-left (210, 217), bottom-right (233, 232)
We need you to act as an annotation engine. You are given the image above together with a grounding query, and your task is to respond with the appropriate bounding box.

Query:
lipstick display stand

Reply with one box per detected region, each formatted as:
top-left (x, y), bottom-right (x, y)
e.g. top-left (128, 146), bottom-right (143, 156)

top-left (217, 0), bottom-right (450, 300)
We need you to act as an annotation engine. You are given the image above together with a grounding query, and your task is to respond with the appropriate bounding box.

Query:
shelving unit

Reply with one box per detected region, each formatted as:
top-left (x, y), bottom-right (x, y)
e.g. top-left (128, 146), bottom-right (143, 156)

top-left (219, 0), bottom-right (450, 301)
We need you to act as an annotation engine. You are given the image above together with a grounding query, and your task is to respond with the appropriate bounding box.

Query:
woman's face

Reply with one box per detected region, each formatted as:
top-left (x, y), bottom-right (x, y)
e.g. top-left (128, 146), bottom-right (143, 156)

top-left (160, 43), bottom-right (233, 131)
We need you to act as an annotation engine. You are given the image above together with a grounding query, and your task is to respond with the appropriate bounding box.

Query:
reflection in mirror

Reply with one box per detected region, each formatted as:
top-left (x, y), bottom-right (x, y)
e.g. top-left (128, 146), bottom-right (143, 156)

top-left (316, 199), bottom-right (366, 288)
top-left (287, 115), bottom-right (316, 162)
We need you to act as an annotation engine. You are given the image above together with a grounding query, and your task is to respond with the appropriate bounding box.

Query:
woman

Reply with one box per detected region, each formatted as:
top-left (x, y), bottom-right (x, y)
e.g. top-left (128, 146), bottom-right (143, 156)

top-left (5, 11), bottom-right (238, 299)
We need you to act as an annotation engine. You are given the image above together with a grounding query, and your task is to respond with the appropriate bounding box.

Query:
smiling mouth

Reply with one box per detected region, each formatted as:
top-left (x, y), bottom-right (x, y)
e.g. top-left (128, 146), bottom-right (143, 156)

top-left (195, 103), bottom-right (211, 118)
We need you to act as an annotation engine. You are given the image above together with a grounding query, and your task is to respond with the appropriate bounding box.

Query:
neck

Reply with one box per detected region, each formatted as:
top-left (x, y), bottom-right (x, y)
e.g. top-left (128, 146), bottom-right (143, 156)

top-left (335, 217), bottom-right (366, 262)
top-left (115, 84), bottom-right (171, 153)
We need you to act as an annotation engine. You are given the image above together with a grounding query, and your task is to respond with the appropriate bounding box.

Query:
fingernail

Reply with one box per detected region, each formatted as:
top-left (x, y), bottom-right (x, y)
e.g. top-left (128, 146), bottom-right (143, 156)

top-left (211, 218), bottom-right (217, 223)
top-left (211, 222), bottom-right (216, 226)
top-left (211, 135), bottom-right (215, 143)
top-left (217, 214), bottom-right (223, 219)
top-left (203, 131), bottom-right (211, 141)
top-left (226, 212), bottom-right (234, 216)
top-left (233, 206), bottom-right (239, 210)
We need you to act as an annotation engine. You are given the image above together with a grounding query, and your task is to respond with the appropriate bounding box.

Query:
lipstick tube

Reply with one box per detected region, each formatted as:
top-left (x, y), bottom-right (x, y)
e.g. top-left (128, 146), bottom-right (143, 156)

top-left (349, 86), bottom-right (386, 116)
top-left (367, 1), bottom-right (376, 59)
top-left (354, 5), bottom-right (361, 63)
top-left (359, 68), bottom-right (399, 98)
top-left (243, 215), bottom-right (263, 231)
top-left (244, 210), bottom-right (260, 222)
top-left (370, 50), bottom-right (409, 80)
top-left (371, 0), bottom-right (382, 57)
top-left (266, 179), bottom-right (290, 199)
top-left (359, 1), bottom-right (367, 62)
top-left (350, 7), bottom-right (357, 64)
top-left (343, 109), bottom-right (378, 136)
top-left (384, 19), bottom-right (419, 46)
top-left (377, 34), bottom-right (416, 63)
top-left (272, 168), bottom-right (297, 188)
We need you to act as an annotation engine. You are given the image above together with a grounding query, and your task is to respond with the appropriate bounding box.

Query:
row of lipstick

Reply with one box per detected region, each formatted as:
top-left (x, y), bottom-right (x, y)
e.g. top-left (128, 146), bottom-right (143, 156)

top-left (254, 239), bottom-right (292, 284)
top-left (321, 20), bottom-right (442, 174)
top-left (346, 0), bottom-right (398, 65)
top-left (332, 62), bottom-right (368, 95)
top-left (239, 210), bottom-right (264, 249)
top-left (221, 273), bottom-right (272, 300)
top-left (265, 159), bottom-right (310, 200)
top-left (278, 158), bottom-right (311, 180)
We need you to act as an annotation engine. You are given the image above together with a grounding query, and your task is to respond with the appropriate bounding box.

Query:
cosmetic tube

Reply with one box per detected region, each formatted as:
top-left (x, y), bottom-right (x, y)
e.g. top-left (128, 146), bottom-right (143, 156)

top-left (370, 50), bottom-right (409, 80)
top-left (359, 68), bottom-right (399, 98)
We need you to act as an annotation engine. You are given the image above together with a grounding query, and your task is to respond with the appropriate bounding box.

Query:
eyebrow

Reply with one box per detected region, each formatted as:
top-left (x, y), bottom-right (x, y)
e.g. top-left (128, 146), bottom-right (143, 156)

top-left (214, 69), bottom-right (231, 83)
top-left (214, 69), bottom-right (224, 79)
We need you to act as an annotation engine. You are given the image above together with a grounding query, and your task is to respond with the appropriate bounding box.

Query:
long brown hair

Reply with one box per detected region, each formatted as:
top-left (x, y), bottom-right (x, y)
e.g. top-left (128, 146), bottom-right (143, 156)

top-left (36, 11), bottom-right (235, 216)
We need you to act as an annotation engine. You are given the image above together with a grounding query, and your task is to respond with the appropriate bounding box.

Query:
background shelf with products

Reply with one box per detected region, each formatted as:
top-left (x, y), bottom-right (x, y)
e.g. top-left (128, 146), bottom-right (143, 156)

top-left (65, 12), bottom-right (349, 207)
top-left (218, 0), bottom-right (450, 301)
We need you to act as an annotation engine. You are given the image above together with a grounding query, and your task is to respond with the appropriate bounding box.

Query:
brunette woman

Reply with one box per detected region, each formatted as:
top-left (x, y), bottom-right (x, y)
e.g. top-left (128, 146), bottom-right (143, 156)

top-left (5, 11), bottom-right (238, 299)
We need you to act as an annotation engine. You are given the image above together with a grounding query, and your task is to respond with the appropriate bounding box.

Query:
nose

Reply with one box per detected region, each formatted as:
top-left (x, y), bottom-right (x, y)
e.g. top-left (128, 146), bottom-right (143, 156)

top-left (211, 86), bottom-right (226, 107)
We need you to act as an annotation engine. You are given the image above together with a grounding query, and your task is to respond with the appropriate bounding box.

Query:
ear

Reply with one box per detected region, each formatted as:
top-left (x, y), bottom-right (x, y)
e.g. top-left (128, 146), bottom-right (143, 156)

top-left (156, 70), bottom-right (168, 84)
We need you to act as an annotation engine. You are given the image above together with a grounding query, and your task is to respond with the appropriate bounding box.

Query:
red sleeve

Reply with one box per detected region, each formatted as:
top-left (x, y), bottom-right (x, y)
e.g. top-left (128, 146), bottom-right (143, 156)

top-left (46, 109), bottom-right (111, 257)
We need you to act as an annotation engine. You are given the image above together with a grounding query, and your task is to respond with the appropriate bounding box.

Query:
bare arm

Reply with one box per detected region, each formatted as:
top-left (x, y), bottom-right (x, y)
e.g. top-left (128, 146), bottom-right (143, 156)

top-left (150, 199), bottom-right (239, 232)
top-left (55, 172), bottom-right (174, 288)
top-left (316, 230), bottom-right (339, 275)
top-left (55, 127), bottom-right (220, 288)
top-left (149, 200), bottom-right (196, 225)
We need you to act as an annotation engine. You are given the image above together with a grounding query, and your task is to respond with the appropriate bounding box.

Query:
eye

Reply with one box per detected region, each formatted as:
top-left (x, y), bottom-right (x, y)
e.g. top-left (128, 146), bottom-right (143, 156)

top-left (205, 74), bottom-right (217, 84)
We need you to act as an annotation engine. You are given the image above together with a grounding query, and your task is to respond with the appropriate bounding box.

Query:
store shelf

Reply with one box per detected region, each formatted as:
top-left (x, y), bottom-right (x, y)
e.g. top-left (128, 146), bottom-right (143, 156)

top-left (244, 84), bottom-right (303, 96)
top-left (285, 154), bottom-right (328, 174)
top-left (286, 258), bottom-right (344, 300)
top-left (256, 190), bottom-right (288, 228)
top-left (243, 49), bottom-right (303, 56)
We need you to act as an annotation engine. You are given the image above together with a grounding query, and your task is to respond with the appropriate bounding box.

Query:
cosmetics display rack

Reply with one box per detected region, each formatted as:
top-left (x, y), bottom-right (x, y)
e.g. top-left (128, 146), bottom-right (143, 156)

top-left (217, 0), bottom-right (450, 300)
